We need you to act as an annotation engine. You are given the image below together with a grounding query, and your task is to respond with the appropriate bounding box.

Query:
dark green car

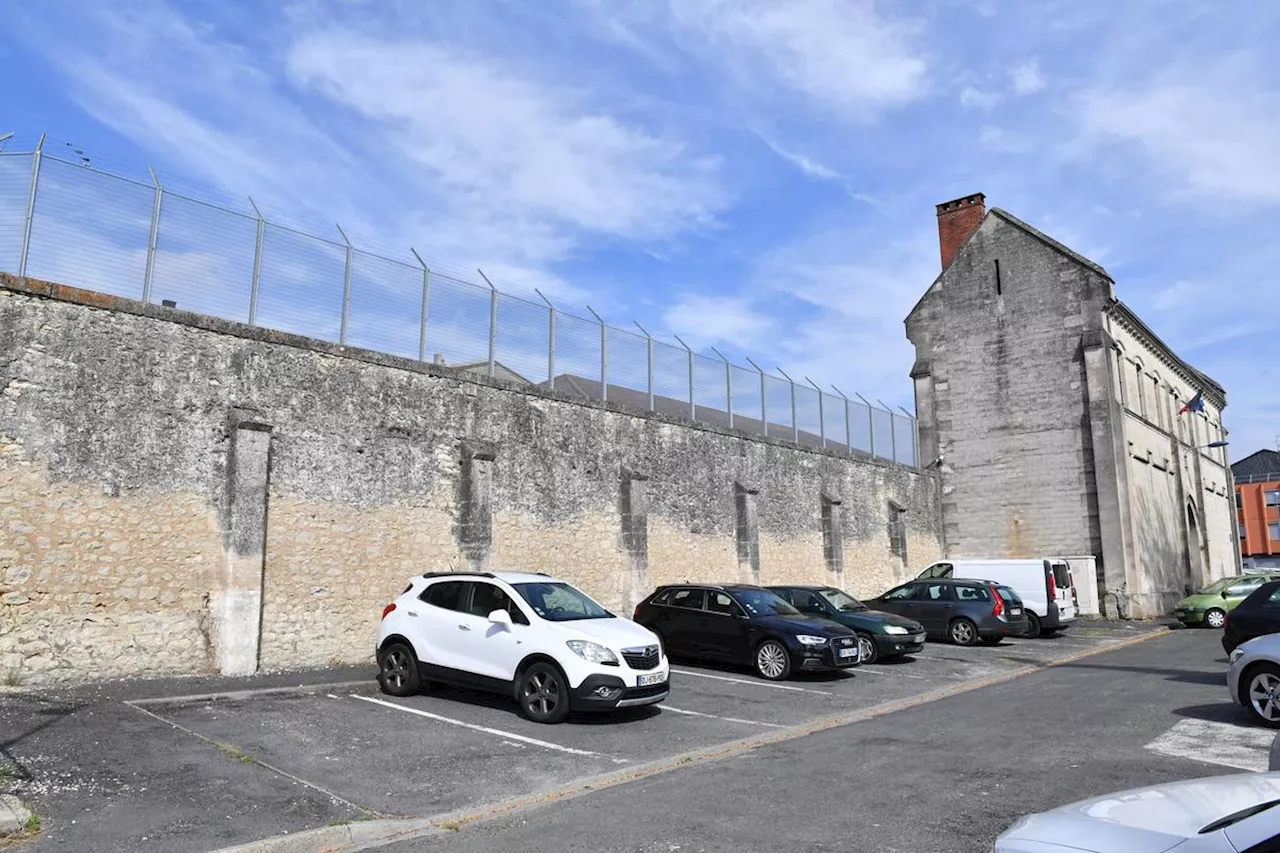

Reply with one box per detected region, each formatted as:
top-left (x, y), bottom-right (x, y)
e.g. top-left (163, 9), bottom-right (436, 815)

top-left (768, 585), bottom-right (927, 664)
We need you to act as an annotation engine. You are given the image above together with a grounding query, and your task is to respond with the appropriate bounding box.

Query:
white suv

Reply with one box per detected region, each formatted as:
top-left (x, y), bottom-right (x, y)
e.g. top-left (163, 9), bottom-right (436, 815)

top-left (376, 571), bottom-right (670, 723)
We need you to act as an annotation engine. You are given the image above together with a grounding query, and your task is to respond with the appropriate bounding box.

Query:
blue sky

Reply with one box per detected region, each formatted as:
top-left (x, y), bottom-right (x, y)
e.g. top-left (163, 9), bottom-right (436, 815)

top-left (1, 0), bottom-right (1276, 459)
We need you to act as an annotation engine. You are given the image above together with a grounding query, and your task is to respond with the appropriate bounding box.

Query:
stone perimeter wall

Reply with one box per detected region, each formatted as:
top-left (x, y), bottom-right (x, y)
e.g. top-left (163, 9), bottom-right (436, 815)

top-left (0, 274), bottom-right (942, 684)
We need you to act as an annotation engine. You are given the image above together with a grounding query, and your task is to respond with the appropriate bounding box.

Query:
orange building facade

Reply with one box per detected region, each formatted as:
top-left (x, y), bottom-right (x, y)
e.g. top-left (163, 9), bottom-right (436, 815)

top-left (1234, 450), bottom-right (1280, 570)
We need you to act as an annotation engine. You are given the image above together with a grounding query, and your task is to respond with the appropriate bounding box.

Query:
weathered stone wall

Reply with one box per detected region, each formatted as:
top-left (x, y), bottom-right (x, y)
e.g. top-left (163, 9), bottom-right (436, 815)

top-left (907, 208), bottom-right (1234, 618)
top-left (907, 212), bottom-right (1114, 562)
top-left (0, 276), bottom-right (942, 684)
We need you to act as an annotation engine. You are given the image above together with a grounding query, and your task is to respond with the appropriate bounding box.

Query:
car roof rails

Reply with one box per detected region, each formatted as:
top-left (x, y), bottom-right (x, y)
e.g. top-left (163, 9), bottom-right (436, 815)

top-left (420, 570), bottom-right (497, 579)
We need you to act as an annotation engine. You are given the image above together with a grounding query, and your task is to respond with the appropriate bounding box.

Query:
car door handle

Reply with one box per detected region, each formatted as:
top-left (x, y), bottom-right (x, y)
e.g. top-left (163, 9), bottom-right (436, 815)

top-left (406, 611), bottom-right (419, 617)
top-left (458, 624), bottom-right (471, 631)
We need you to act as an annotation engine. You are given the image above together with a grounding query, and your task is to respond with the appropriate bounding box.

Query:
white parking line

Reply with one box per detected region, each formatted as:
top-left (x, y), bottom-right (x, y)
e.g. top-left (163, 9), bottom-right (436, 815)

top-left (1145, 718), bottom-right (1272, 772)
top-left (670, 668), bottom-right (832, 695)
top-left (855, 666), bottom-right (927, 679)
top-left (661, 705), bottom-right (786, 728)
top-left (351, 695), bottom-right (628, 763)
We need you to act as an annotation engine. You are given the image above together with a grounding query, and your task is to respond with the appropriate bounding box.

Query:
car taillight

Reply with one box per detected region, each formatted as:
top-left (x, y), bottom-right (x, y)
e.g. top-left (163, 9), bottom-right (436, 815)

top-left (992, 587), bottom-right (1004, 617)
top-left (634, 605), bottom-right (641, 621)
top-left (381, 603), bottom-right (396, 620)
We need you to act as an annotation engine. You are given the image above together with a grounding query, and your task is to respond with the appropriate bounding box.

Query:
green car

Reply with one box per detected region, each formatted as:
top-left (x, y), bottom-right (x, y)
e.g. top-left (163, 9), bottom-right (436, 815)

top-left (1173, 574), bottom-right (1280, 629)
top-left (768, 584), bottom-right (927, 664)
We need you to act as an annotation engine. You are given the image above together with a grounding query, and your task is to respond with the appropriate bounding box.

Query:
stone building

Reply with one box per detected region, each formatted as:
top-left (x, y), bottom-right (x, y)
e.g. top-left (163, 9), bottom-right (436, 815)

top-left (905, 193), bottom-right (1237, 618)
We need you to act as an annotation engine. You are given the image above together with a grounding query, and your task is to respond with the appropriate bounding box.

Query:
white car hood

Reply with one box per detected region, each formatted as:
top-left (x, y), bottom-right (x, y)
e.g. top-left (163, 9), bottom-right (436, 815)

top-left (998, 772), bottom-right (1280, 851)
top-left (548, 617), bottom-right (659, 650)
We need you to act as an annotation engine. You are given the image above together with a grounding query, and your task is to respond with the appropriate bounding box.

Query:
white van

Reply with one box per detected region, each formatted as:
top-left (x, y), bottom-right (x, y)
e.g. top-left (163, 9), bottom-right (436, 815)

top-left (914, 559), bottom-right (1078, 638)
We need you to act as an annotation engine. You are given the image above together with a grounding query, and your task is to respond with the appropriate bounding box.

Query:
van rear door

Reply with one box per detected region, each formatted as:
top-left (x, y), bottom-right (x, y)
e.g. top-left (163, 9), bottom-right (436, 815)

top-left (1047, 561), bottom-right (1076, 622)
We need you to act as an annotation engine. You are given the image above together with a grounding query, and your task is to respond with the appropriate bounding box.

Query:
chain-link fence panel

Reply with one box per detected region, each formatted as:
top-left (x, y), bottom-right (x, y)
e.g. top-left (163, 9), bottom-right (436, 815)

top-left (423, 273), bottom-right (493, 370)
top-left (27, 157), bottom-right (152, 300)
top-left (0, 153), bottom-right (32, 274)
top-left (553, 310), bottom-right (604, 401)
top-left (346, 250), bottom-right (423, 360)
top-left (651, 339), bottom-right (693, 420)
top-left (892, 412), bottom-right (918, 467)
top-left (151, 193), bottom-right (257, 323)
top-left (606, 326), bottom-right (652, 409)
top-left (254, 223), bottom-right (346, 341)
top-left (872, 406), bottom-right (896, 462)
top-left (794, 383), bottom-right (823, 449)
top-left (763, 373), bottom-right (795, 440)
top-left (729, 364), bottom-right (765, 435)
top-left (495, 292), bottom-right (551, 386)
top-left (692, 353), bottom-right (729, 429)
top-left (822, 389), bottom-right (849, 450)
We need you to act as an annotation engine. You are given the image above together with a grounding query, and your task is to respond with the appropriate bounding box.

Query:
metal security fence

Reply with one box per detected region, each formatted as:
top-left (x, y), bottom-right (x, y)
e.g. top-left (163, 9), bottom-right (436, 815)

top-left (0, 137), bottom-right (919, 466)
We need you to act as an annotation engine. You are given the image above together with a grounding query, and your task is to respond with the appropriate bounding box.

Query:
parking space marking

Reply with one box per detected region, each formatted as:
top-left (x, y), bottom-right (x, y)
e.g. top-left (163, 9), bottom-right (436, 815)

top-left (661, 705), bottom-right (786, 728)
top-left (855, 666), bottom-right (926, 679)
top-left (671, 668), bottom-right (833, 695)
top-left (1145, 718), bottom-right (1272, 772)
top-left (351, 695), bottom-right (629, 763)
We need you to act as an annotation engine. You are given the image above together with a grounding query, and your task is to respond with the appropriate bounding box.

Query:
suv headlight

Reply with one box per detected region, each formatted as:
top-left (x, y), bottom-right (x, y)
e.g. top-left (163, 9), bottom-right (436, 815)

top-left (566, 640), bottom-right (619, 665)
top-left (1230, 648), bottom-right (1246, 664)
top-left (796, 635), bottom-right (828, 646)
top-left (883, 625), bottom-right (909, 635)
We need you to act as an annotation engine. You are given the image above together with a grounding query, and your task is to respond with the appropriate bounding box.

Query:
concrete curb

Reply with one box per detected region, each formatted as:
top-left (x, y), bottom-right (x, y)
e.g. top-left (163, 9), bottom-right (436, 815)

top-left (206, 627), bottom-right (1169, 853)
top-left (205, 818), bottom-right (441, 853)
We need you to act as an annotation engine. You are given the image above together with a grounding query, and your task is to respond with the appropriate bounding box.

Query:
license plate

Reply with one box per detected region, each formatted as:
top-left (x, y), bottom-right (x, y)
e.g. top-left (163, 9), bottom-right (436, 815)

top-left (1009, 608), bottom-right (1022, 616)
top-left (838, 647), bottom-right (858, 659)
top-left (637, 672), bottom-right (666, 687)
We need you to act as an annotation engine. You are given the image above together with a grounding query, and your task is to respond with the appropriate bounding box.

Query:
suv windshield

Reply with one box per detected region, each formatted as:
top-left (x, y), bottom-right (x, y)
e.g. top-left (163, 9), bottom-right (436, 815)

top-left (818, 588), bottom-right (868, 612)
top-left (512, 582), bottom-right (612, 622)
top-left (733, 589), bottom-right (800, 617)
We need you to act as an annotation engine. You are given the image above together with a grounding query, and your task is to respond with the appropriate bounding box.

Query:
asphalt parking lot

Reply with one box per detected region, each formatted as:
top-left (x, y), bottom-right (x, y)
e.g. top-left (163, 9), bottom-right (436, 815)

top-left (3, 619), bottom-right (1166, 853)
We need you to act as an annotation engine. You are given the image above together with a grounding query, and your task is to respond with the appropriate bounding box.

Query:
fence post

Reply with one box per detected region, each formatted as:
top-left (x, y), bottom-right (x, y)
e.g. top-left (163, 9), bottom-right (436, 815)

top-left (535, 288), bottom-right (556, 389)
top-left (675, 334), bottom-right (696, 421)
top-left (806, 378), bottom-right (825, 448)
top-left (476, 269), bottom-right (499, 379)
top-left (142, 166), bottom-right (163, 304)
top-left (337, 224), bottom-right (353, 345)
top-left (634, 322), bottom-right (655, 412)
top-left (586, 305), bottom-right (607, 402)
top-left (879, 399), bottom-right (898, 463)
top-left (778, 367), bottom-right (798, 442)
top-left (248, 197), bottom-right (265, 326)
top-left (746, 357), bottom-right (767, 437)
top-left (856, 393), bottom-right (875, 458)
top-left (16, 134), bottom-right (45, 279)
top-left (831, 385), bottom-right (853, 450)
top-left (712, 347), bottom-right (733, 430)
top-left (410, 248), bottom-right (430, 361)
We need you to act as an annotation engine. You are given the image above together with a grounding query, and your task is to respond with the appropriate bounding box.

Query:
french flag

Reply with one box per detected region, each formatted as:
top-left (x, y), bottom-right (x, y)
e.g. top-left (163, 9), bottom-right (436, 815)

top-left (1178, 391), bottom-right (1205, 415)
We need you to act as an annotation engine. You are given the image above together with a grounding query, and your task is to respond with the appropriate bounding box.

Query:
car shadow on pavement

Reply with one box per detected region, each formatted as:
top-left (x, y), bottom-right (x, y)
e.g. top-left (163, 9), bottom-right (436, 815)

top-left (410, 682), bottom-right (663, 726)
top-left (664, 655), bottom-right (878, 683)
top-left (0, 692), bottom-right (84, 789)
top-left (1056, 660), bottom-right (1226, 686)
top-left (1172, 702), bottom-right (1258, 727)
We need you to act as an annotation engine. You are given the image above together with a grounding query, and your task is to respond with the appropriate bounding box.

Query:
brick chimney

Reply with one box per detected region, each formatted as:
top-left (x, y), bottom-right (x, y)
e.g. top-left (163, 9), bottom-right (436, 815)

top-left (935, 192), bottom-right (986, 270)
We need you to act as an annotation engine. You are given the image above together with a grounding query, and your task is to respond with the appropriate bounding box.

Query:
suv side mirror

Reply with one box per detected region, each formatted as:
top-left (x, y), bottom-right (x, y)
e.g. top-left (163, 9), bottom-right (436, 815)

top-left (488, 609), bottom-right (513, 628)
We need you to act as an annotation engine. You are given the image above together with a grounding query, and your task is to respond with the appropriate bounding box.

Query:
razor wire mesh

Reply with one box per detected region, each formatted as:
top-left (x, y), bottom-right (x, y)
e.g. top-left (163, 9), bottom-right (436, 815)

top-left (0, 141), bottom-right (921, 467)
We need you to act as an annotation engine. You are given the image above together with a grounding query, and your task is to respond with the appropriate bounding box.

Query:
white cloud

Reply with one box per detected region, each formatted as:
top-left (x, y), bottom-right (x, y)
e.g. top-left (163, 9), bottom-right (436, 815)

top-left (755, 134), bottom-right (843, 181)
top-left (1076, 77), bottom-right (1280, 204)
top-left (287, 33), bottom-right (725, 242)
top-left (662, 293), bottom-right (773, 349)
top-left (1011, 60), bottom-right (1046, 95)
top-left (665, 0), bottom-right (929, 118)
top-left (960, 86), bottom-right (1001, 110)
